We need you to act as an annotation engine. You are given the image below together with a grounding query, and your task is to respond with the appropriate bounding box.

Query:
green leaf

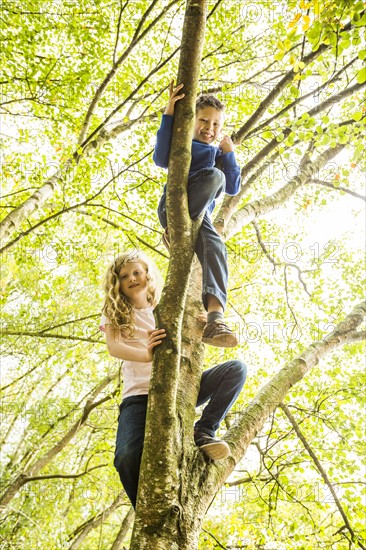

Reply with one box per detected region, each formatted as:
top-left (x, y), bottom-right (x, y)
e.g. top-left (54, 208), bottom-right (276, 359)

top-left (356, 67), bottom-right (366, 84)
top-left (354, 13), bottom-right (366, 27)
top-left (352, 112), bottom-right (363, 122)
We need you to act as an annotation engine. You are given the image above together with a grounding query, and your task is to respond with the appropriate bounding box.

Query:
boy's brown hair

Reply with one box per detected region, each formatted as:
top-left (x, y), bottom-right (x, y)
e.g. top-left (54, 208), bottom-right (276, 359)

top-left (196, 94), bottom-right (224, 113)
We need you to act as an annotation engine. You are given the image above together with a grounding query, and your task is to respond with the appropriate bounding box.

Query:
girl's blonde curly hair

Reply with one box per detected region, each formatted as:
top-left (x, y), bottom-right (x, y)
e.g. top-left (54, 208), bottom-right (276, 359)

top-left (102, 250), bottom-right (162, 337)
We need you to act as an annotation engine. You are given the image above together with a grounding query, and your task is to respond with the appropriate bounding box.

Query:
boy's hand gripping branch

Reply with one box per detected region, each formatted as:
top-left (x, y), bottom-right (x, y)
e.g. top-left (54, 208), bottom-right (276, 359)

top-left (164, 80), bottom-right (185, 116)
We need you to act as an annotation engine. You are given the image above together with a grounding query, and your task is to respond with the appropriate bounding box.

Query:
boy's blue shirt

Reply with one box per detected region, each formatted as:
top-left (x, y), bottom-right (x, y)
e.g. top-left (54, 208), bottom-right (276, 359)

top-left (153, 114), bottom-right (241, 214)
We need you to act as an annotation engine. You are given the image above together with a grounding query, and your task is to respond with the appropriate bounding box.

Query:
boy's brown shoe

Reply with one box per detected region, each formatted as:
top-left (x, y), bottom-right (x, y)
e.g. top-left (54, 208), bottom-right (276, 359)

top-left (194, 432), bottom-right (231, 460)
top-left (202, 320), bottom-right (238, 348)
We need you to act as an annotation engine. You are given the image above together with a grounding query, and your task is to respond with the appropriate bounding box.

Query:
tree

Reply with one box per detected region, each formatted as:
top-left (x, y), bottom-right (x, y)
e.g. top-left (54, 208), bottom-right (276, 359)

top-left (1, 0), bottom-right (365, 548)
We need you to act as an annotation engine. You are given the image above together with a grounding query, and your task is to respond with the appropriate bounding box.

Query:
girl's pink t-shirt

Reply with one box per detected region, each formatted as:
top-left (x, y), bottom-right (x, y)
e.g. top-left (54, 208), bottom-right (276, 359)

top-left (100, 307), bottom-right (155, 399)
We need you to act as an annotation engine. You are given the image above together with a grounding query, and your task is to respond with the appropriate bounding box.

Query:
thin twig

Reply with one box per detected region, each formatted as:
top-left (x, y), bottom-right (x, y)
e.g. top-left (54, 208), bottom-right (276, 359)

top-left (309, 179), bottom-right (366, 202)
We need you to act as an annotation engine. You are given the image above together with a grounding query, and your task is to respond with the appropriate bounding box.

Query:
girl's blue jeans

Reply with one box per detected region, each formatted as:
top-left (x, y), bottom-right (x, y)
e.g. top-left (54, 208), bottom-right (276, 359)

top-left (114, 360), bottom-right (247, 507)
top-left (157, 167), bottom-right (228, 310)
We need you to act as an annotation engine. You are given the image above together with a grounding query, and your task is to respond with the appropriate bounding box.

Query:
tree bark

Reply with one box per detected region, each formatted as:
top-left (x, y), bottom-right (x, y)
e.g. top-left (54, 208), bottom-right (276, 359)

top-left (130, 1), bottom-right (209, 548)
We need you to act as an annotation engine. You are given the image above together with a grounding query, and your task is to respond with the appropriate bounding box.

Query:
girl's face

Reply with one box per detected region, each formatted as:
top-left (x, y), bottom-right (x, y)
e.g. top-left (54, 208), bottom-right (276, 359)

top-left (119, 261), bottom-right (149, 305)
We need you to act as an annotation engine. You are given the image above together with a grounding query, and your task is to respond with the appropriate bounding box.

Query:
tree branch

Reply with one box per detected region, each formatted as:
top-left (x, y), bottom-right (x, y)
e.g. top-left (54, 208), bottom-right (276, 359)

top-left (252, 219), bottom-right (313, 296)
top-left (244, 56), bottom-right (359, 140)
top-left (0, 373), bottom-right (119, 507)
top-left (205, 299), bottom-right (366, 508)
top-left (0, 149), bottom-right (152, 254)
top-left (68, 495), bottom-right (132, 550)
top-left (280, 403), bottom-right (365, 550)
top-left (109, 507), bottom-right (135, 550)
top-left (224, 144), bottom-right (344, 239)
top-left (1, 329), bottom-right (103, 344)
top-left (347, 330), bottom-right (366, 343)
top-left (76, 208), bottom-right (168, 259)
top-left (21, 463), bottom-right (107, 483)
top-left (0, 54), bottom-right (176, 246)
top-left (112, 1), bottom-right (128, 65)
top-left (309, 179), bottom-right (366, 202)
top-left (77, 0), bottom-right (179, 144)
top-left (215, 82), bottom-right (365, 233)
top-left (232, 12), bottom-right (364, 142)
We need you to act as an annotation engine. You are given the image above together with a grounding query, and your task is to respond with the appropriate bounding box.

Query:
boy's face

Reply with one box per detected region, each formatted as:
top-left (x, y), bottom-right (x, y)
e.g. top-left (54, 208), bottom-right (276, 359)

top-left (193, 106), bottom-right (224, 144)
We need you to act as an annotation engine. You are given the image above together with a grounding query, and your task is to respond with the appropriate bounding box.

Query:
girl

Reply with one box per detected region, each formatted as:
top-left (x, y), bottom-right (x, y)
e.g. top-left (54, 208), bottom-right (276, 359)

top-left (101, 250), bottom-right (247, 508)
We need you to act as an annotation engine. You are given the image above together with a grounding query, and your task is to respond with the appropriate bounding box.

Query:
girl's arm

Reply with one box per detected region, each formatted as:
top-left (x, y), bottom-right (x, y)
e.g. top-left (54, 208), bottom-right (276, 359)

top-left (105, 325), bottom-right (166, 362)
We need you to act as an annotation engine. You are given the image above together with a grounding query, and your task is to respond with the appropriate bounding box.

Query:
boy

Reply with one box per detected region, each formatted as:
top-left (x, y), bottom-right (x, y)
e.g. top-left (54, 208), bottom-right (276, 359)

top-left (153, 81), bottom-right (241, 348)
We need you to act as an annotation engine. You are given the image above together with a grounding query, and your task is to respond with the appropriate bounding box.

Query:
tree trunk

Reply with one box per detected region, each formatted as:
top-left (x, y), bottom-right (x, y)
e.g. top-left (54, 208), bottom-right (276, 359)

top-left (129, 1), bottom-right (209, 548)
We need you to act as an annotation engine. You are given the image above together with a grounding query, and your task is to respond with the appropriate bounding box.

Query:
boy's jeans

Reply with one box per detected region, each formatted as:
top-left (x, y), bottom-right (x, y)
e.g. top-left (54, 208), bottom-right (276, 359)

top-left (157, 167), bottom-right (228, 310)
top-left (114, 360), bottom-right (247, 508)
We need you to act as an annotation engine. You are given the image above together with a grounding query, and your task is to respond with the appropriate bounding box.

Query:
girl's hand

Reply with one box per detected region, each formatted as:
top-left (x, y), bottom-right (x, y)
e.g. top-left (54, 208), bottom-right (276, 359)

top-left (219, 135), bottom-right (234, 153)
top-left (164, 81), bottom-right (185, 115)
top-left (146, 328), bottom-right (166, 360)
